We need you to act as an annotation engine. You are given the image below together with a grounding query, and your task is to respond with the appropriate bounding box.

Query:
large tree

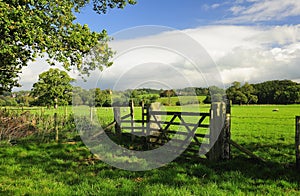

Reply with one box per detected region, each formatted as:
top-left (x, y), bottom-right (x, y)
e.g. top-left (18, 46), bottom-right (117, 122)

top-left (226, 82), bottom-right (258, 105)
top-left (31, 68), bottom-right (75, 108)
top-left (0, 0), bottom-right (136, 94)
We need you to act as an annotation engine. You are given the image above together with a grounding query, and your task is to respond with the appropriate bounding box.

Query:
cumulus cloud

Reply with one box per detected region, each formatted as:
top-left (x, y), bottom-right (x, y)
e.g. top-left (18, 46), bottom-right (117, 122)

top-left (220, 0), bottom-right (300, 24)
top-left (16, 25), bottom-right (300, 90)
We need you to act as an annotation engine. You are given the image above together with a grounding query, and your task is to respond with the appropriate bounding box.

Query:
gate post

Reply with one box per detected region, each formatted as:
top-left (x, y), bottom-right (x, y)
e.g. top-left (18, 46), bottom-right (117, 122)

top-left (224, 102), bottom-right (231, 159)
top-left (296, 116), bottom-right (300, 169)
top-left (148, 102), bottom-right (162, 144)
top-left (113, 107), bottom-right (121, 135)
top-left (208, 102), bottom-right (229, 161)
top-left (129, 100), bottom-right (135, 134)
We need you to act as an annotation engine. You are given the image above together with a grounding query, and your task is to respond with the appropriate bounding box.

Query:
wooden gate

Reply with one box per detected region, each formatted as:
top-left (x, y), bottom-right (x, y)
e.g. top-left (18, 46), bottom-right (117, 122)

top-left (113, 102), bottom-right (230, 161)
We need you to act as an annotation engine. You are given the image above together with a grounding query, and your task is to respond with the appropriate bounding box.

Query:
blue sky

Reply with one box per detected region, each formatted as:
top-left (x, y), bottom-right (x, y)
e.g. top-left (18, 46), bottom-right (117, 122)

top-left (75, 0), bottom-right (216, 33)
top-left (17, 0), bottom-right (300, 90)
top-left (74, 0), bottom-right (300, 33)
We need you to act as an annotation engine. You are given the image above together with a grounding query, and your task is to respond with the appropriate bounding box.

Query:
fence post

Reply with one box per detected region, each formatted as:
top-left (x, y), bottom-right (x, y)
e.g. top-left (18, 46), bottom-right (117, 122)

top-left (148, 102), bottom-right (162, 144)
top-left (54, 112), bottom-right (59, 142)
top-left (129, 100), bottom-right (134, 134)
top-left (208, 102), bottom-right (226, 161)
top-left (223, 103), bottom-right (231, 160)
top-left (141, 101), bottom-right (145, 135)
top-left (113, 107), bottom-right (121, 135)
top-left (296, 116), bottom-right (300, 169)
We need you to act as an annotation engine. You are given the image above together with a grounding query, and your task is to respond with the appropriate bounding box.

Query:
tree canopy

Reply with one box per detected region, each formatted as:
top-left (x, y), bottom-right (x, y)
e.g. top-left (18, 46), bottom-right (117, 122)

top-left (0, 0), bottom-right (136, 94)
top-left (226, 82), bottom-right (258, 105)
top-left (31, 68), bottom-right (75, 108)
top-left (226, 80), bottom-right (300, 105)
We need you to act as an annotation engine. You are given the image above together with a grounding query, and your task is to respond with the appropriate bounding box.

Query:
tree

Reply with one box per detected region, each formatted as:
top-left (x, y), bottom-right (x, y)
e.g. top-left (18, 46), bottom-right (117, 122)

top-left (241, 82), bottom-right (258, 104)
top-left (14, 90), bottom-right (34, 106)
top-left (0, 0), bottom-right (136, 94)
top-left (203, 86), bottom-right (224, 104)
top-left (253, 80), bottom-right (300, 104)
top-left (31, 68), bottom-right (75, 108)
top-left (227, 82), bottom-right (246, 105)
top-left (93, 88), bottom-right (112, 107)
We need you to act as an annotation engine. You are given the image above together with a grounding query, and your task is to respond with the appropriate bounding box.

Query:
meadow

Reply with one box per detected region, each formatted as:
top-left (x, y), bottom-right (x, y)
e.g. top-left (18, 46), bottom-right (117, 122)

top-left (0, 104), bottom-right (300, 195)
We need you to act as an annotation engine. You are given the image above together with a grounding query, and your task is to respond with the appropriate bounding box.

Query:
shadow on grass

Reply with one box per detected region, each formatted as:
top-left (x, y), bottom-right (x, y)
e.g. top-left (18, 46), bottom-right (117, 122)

top-left (0, 140), bottom-right (299, 194)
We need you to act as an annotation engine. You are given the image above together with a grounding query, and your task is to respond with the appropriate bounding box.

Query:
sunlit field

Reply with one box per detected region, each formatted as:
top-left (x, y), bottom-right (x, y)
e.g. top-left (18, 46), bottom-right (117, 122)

top-left (0, 104), bottom-right (299, 194)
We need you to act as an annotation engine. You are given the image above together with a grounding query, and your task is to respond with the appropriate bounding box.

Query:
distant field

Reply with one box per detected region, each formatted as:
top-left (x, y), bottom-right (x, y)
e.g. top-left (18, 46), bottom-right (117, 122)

top-left (157, 96), bottom-right (207, 106)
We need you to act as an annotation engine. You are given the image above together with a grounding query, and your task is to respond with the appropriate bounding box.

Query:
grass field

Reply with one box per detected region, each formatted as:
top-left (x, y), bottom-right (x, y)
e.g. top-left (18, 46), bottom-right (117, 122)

top-left (157, 96), bottom-right (207, 106)
top-left (0, 104), bottom-right (300, 194)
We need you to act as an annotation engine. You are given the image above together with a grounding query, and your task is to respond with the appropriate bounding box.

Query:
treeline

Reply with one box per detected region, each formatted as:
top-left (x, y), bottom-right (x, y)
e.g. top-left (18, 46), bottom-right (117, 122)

top-left (1, 79), bottom-right (299, 107)
top-left (227, 80), bottom-right (300, 104)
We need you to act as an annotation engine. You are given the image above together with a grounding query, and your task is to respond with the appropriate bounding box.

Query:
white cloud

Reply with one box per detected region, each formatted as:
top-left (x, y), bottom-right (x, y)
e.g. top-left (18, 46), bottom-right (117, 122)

top-left (211, 4), bottom-right (221, 9)
top-left (17, 25), bottom-right (300, 90)
top-left (221, 0), bottom-right (300, 24)
top-left (13, 57), bottom-right (78, 91)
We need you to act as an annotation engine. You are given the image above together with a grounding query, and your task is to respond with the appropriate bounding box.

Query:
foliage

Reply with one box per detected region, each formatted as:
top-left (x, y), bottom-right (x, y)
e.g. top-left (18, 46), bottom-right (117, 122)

top-left (203, 86), bottom-right (225, 104)
top-left (95, 88), bottom-right (112, 107)
top-left (159, 89), bottom-right (176, 98)
top-left (0, 95), bottom-right (18, 106)
top-left (226, 80), bottom-right (300, 105)
top-left (176, 87), bottom-right (209, 96)
top-left (113, 89), bottom-right (159, 107)
top-left (0, 0), bottom-right (136, 93)
top-left (253, 80), bottom-right (300, 104)
top-left (13, 90), bottom-right (34, 106)
top-left (226, 82), bottom-right (258, 105)
top-left (31, 68), bottom-right (75, 108)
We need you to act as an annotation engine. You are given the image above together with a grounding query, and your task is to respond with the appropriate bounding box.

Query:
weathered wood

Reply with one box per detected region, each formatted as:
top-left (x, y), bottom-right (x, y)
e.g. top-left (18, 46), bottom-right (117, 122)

top-left (121, 120), bottom-right (144, 123)
top-left (165, 130), bottom-right (207, 138)
top-left (223, 112), bottom-right (231, 159)
top-left (121, 114), bottom-right (131, 120)
top-left (150, 111), bottom-right (210, 116)
top-left (207, 102), bottom-right (226, 161)
top-left (121, 126), bottom-right (144, 130)
top-left (149, 102), bottom-right (163, 143)
top-left (147, 120), bottom-right (209, 128)
top-left (114, 101), bottom-right (231, 161)
top-left (129, 100), bottom-right (134, 134)
top-left (230, 140), bottom-right (266, 162)
top-left (113, 107), bottom-right (121, 135)
top-left (141, 101), bottom-right (145, 135)
top-left (296, 116), bottom-right (300, 169)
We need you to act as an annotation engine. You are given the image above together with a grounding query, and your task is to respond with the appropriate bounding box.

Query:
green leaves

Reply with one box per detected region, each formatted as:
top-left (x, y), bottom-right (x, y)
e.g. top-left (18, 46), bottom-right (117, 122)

top-left (0, 0), bottom-right (136, 93)
top-left (31, 68), bottom-right (75, 107)
top-left (92, 0), bottom-right (136, 14)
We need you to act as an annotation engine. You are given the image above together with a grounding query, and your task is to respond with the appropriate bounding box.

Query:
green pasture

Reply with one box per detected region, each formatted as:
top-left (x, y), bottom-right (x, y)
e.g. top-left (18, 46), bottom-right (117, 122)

top-left (0, 104), bottom-right (300, 194)
top-left (157, 96), bottom-right (207, 106)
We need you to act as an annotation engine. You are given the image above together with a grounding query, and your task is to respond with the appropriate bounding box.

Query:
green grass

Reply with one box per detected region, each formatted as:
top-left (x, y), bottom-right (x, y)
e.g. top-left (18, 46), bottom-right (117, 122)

top-left (230, 104), bottom-right (300, 163)
top-left (1, 104), bottom-right (300, 194)
top-left (0, 141), bottom-right (299, 195)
